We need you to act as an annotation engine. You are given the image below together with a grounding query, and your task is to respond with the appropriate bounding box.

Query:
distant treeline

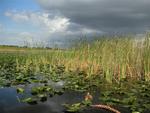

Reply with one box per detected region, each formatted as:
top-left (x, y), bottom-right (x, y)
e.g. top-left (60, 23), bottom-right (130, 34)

top-left (0, 45), bottom-right (65, 50)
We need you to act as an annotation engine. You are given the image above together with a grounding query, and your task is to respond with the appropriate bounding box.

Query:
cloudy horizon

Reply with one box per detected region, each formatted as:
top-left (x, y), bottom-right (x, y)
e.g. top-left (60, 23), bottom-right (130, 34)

top-left (0, 0), bottom-right (150, 46)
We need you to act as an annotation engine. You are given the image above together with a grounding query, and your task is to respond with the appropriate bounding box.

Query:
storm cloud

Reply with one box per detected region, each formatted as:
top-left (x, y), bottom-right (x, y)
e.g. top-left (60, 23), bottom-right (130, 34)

top-left (1, 0), bottom-right (150, 46)
top-left (37, 0), bottom-right (150, 34)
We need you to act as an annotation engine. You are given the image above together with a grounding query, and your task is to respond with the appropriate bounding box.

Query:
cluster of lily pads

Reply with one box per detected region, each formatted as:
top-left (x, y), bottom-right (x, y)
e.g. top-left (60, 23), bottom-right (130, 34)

top-left (17, 85), bottom-right (64, 104)
top-left (63, 99), bottom-right (92, 113)
top-left (99, 81), bottom-right (150, 113)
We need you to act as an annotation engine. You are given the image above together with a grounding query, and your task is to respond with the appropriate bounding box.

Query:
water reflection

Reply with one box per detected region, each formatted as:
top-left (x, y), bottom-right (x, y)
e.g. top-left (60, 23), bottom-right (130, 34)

top-left (0, 87), bottom-right (140, 113)
top-left (0, 88), bottom-right (85, 113)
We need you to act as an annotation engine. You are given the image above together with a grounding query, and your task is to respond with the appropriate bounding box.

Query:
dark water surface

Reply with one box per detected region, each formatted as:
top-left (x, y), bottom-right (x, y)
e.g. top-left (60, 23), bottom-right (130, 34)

top-left (0, 87), bottom-right (140, 113)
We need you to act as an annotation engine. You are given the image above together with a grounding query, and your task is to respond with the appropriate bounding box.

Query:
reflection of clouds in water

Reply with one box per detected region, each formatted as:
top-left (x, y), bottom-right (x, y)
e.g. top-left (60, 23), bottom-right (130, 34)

top-left (0, 88), bottom-right (129, 113)
top-left (45, 100), bottom-right (64, 113)
top-left (55, 81), bottom-right (65, 87)
top-left (0, 88), bottom-right (18, 105)
top-left (0, 88), bottom-right (63, 113)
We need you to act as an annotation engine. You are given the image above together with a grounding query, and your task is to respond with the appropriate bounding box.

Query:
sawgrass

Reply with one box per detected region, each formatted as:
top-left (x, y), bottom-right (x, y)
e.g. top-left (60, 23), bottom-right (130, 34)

top-left (0, 34), bottom-right (149, 83)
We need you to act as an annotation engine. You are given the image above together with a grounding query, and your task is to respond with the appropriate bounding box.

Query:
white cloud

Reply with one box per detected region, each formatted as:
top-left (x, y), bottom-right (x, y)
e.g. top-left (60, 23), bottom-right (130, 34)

top-left (3, 10), bottom-right (103, 47)
top-left (0, 31), bottom-right (44, 46)
top-left (5, 11), bottom-right (70, 33)
top-left (19, 32), bottom-right (34, 44)
top-left (5, 11), bottom-right (29, 22)
top-left (5, 10), bottom-right (103, 35)
top-left (0, 32), bottom-right (26, 45)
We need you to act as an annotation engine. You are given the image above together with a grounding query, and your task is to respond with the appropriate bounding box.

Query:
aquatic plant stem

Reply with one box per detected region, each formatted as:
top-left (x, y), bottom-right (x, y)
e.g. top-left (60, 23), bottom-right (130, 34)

top-left (91, 104), bottom-right (121, 113)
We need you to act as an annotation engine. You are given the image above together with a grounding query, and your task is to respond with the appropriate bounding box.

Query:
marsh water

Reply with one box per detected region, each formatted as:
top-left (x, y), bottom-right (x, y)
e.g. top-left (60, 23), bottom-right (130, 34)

top-left (0, 80), bottom-right (149, 113)
top-left (0, 87), bottom-right (132, 113)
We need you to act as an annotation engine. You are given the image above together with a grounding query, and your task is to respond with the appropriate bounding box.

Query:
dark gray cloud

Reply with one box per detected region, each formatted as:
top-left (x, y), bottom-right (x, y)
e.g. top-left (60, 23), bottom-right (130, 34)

top-left (37, 0), bottom-right (150, 34)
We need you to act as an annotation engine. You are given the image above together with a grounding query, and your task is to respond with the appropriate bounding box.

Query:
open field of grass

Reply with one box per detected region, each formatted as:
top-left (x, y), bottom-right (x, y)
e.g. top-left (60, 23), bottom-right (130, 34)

top-left (0, 35), bottom-right (150, 113)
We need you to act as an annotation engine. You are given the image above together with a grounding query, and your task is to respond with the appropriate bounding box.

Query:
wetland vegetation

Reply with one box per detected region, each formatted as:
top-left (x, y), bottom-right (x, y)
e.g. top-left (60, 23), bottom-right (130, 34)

top-left (0, 35), bottom-right (150, 113)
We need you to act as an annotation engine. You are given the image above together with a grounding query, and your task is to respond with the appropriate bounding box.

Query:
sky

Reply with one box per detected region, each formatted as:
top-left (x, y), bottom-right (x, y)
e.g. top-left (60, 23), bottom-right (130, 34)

top-left (0, 0), bottom-right (150, 46)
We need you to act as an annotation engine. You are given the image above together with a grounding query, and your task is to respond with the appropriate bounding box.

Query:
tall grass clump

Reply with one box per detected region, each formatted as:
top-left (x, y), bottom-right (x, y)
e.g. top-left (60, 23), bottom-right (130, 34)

top-left (73, 35), bottom-right (150, 82)
top-left (13, 34), bottom-right (150, 83)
